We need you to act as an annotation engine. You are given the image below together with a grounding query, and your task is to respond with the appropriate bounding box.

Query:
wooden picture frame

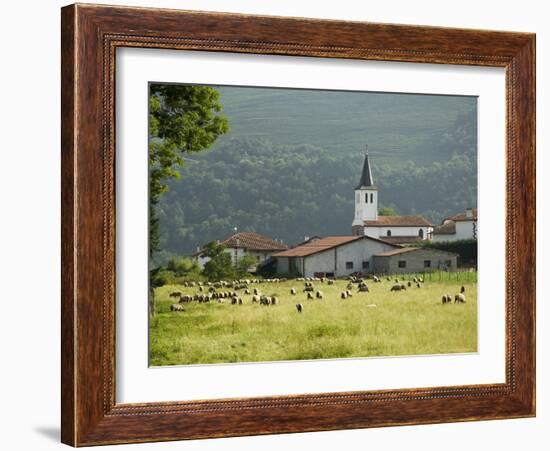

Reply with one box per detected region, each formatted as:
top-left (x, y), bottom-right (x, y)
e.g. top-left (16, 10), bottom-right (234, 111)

top-left (61, 3), bottom-right (535, 446)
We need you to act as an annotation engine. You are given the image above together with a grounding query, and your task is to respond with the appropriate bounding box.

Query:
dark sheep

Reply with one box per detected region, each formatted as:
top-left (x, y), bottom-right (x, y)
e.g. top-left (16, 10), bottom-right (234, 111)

top-left (390, 284), bottom-right (405, 292)
top-left (169, 291), bottom-right (182, 298)
top-left (461, 286), bottom-right (466, 293)
top-left (358, 285), bottom-right (369, 293)
top-left (296, 303), bottom-right (303, 313)
top-left (307, 292), bottom-right (314, 300)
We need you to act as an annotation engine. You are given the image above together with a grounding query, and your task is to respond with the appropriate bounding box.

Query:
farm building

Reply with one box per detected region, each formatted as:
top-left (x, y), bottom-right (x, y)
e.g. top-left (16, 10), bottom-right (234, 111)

top-left (351, 146), bottom-right (434, 244)
top-left (432, 208), bottom-right (477, 242)
top-left (372, 247), bottom-right (458, 274)
top-left (272, 235), bottom-right (399, 278)
top-left (192, 232), bottom-right (288, 270)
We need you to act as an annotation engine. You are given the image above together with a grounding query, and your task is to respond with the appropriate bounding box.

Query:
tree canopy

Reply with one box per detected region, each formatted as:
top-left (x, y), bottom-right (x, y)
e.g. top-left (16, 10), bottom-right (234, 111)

top-left (149, 84), bottom-right (229, 255)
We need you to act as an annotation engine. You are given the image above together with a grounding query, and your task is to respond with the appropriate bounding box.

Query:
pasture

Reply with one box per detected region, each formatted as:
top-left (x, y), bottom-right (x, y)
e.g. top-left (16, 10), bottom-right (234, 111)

top-left (149, 273), bottom-right (477, 366)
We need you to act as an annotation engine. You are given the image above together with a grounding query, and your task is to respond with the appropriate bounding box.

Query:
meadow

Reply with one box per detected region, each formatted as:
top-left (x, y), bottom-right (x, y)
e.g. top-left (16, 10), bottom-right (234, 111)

top-left (149, 272), bottom-right (477, 366)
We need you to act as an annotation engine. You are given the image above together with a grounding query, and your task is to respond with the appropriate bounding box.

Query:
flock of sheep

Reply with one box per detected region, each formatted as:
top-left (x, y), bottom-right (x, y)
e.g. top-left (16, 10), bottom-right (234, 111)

top-left (167, 275), bottom-right (468, 313)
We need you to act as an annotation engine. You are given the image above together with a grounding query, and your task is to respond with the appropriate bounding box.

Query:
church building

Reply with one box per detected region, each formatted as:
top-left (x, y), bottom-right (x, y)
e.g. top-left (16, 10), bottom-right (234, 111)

top-left (351, 146), bottom-right (433, 245)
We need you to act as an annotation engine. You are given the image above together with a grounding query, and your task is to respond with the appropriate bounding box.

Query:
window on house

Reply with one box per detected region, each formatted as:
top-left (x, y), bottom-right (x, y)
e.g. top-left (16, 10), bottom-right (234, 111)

top-left (365, 193), bottom-right (369, 203)
top-left (345, 261), bottom-right (354, 269)
top-left (356, 193), bottom-right (360, 204)
top-left (362, 261), bottom-right (370, 270)
top-left (424, 260), bottom-right (431, 268)
top-left (370, 193), bottom-right (374, 203)
top-left (418, 228), bottom-right (424, 239)
top-left (445, 260), bottom-right (452, 267)
top-left (398, 260), bottom-right (406, 268)
top-left (387, 230), bottom-right (392, 236)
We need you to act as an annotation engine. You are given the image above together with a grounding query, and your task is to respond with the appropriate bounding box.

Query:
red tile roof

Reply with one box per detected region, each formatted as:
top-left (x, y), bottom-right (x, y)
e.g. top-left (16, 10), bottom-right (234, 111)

top-left (273, 235), bottom-right (398, 258)
top-left (374, 247), bottom-right (419, 257)
top-left (193, 232), bottom-right (288, 256)
top-left (379, 236), bottom-right (425, 245)
top-left (374, 247), bottom-right (458, 257)
top-left (363, 215), bottom-right (433, 227)
top-left (221, 232), bottom-right (288, 251)
top-left (433, 221), bottom-right (457, 235)
top-left (446, 208), bottom-right (478, 222)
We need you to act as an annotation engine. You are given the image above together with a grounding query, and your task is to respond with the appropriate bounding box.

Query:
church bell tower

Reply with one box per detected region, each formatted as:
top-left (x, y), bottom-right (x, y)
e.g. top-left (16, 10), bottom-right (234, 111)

top-left (352, 145), bottom-right (378, 235)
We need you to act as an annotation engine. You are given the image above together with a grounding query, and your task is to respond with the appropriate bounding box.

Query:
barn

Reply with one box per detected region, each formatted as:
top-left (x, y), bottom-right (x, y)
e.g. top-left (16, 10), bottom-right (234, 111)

top-left (272, 235), bottom-right (398, 278)
top-left (372, 247), bottom-right (458, 274)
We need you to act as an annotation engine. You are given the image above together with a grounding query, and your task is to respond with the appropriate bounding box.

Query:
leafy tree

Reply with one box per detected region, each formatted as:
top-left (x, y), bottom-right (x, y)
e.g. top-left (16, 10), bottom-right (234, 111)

top-left (236, 254), bottom-right (259, 277)
top-left (378, 206), bottom-right (397, 216)
top-left (202, 242), bottom-right (236, 281)
top-left (166, 256), bottom-right (200, 277)
top-left (149, 84), bottom-right (229, 254)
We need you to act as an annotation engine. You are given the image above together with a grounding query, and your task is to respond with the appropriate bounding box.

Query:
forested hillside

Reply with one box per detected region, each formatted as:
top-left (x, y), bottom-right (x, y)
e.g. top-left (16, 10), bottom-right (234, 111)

top-left (154, 86), bottom-right (477, 263)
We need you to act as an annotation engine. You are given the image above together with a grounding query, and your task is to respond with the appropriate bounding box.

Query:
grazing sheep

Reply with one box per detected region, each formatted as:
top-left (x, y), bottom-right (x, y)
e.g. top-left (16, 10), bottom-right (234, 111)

top-left (217, 298), bottom-right (224, 304)
top-left (386, 277), bottom-right (391, 281)
top-left (290, 288), bottom-right (297, 295)
top-left (327, 279), bottom-right (334, 285)
top-left (179, 295), bottom-right (192, 303)
top-left (260, 295), bottom-right (270, 305)
top-left (296, 303), bottom-right (303, 313)
top-left (303, 286), bottom-right (314, 292)
top-left (340, 291), bottom-right (348, 299)
top-left (238, 298), bottom-right (243, 305)
top-left (416, 283), bottom-right (421, 288)
top-left (390, 284), bottom-right (405, 292)
top-left (407, 281), bottom-right (412, 287)
top-left (316, 290), bottom-right (323, 299)
top-left (270, 297), bottom-right (279, 305)
top-left (231, 297), bottom-right (238, 305)
top-left (346, 283), bottom-right (353, 290)
top-left (170, 304), bottom-right (185, 312)
top-left (307, 292), bottom-right (314, 300)
top-left (395, 278), bottom-right (399, 283)
top-left (455, 293), bottom-right (466, 303)
top-left (441, 294), bottom-right (451, 304)
top-left (251, 295), bottom-right (260, 304)
top-left (169, 291), bottom-right (182, 299)
top-left (346, 290), bottom-right (353, 297)
top-left (358, 285), bottom-right (369, 293)
top-left (461, 286), bottom-right (466, 293)
top-left (244, 289), bottom-right (251, 295)
top-left (373, 275), bottom-right (380, 283)
top-left (253, 288), bottom-right (260, 295)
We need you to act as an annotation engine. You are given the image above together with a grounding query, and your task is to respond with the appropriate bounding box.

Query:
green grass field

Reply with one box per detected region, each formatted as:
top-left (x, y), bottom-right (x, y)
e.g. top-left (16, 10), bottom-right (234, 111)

top-left (149, 273), bottom-right (477, 366)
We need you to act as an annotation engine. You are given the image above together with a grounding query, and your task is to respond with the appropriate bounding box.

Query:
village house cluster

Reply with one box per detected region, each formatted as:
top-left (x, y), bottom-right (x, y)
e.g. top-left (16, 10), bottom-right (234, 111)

top-left (192, 146), bottom-right (476, 277)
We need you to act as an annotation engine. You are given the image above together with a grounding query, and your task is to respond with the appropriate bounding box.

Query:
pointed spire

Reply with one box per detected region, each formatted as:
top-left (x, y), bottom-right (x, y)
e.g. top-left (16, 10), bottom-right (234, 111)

top-left (356, 144), bottom-right (375, 189)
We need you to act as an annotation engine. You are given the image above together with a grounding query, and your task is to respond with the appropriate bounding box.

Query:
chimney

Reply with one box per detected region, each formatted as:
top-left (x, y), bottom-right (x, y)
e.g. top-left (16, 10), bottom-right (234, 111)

top-left (466, 208), bottom-right (473, 218)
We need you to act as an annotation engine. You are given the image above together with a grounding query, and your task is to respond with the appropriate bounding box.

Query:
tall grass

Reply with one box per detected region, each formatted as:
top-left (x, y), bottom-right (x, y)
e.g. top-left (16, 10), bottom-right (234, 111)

top-left (150, 275), bottom-right (477, 366)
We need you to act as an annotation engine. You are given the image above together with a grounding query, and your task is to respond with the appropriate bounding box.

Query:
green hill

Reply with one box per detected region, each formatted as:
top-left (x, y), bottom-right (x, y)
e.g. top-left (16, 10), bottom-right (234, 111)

top-left (154, 85), bottom-right (477, 261)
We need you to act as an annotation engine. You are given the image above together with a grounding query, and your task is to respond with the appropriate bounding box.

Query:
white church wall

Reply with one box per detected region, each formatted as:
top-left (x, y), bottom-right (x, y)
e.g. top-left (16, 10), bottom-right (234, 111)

top-left (363, 225), bottom-right (432, 239)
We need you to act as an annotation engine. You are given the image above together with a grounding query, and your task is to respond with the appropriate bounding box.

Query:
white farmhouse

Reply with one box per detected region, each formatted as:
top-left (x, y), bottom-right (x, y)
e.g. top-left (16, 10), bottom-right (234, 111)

top-left (272, 235), bottom-right (399, 278)
top-left (192, 232), bottom-right (288, 270)
top-left (432, 208), bottom-right (477, 242)
top-left (351, 146), bottom-right (433, 244)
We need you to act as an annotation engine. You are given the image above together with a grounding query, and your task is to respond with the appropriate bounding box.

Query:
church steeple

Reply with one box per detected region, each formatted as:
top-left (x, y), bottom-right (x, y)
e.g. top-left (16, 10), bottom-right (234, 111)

top-left (356, 145), bottom-right (375, 189)
top-left (352, 144), bottom-right (378, 232)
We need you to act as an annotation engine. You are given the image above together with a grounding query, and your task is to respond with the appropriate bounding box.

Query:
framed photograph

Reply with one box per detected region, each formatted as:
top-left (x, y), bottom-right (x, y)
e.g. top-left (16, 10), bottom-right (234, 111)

top-left (61, 3), bottom-right (536, 446)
